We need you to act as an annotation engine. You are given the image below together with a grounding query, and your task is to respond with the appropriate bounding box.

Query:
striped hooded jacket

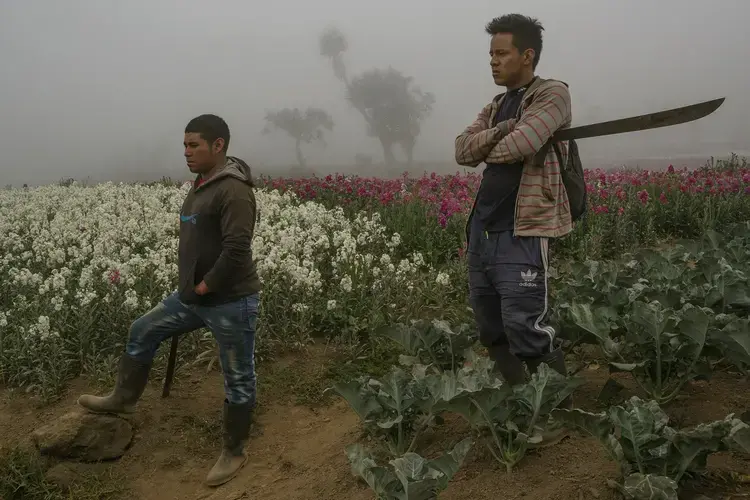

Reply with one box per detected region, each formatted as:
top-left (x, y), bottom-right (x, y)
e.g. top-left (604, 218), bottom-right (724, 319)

top-left (455, 77), bottom-right (574, 240)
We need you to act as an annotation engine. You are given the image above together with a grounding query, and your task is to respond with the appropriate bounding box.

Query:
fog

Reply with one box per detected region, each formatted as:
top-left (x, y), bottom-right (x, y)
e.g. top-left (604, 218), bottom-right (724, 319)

top-left (1, 0), bottom-right (749, 186)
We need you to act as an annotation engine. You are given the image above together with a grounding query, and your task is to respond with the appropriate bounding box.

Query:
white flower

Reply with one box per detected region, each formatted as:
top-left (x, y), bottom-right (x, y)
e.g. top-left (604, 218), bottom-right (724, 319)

top-left (292, 303), bottom-right (309, 313)
top-left (436, 272), bottom-right (451, 286)
top-left (327, 300), bottom-right (337, 310)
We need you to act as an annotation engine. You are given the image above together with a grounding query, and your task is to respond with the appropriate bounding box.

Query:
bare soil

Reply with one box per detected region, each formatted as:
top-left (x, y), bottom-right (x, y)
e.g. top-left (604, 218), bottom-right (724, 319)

top-left (1, 345), bottom-right (749, 500)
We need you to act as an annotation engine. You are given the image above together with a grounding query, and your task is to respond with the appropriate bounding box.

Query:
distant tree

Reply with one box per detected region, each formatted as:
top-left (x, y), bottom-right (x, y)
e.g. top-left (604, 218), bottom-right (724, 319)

top-left (319, 27), bottom-right (435, 166)
top-left (262, 107), bottom-right (335, 168)
top-left (319, 27), bottom-right (349, 83)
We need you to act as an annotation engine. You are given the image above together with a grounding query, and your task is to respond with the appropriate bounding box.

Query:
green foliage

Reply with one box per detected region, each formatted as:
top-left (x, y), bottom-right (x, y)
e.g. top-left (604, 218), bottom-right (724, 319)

top-left (556, 225), bottom-right (750, 401)
top-left (552, 396), bottom-right (750, 500)
top-left (376, 319), bottom-right (478, 373)
top-left (345, 438), bottom-right (473, 499)
top-left (440, 360), bottom-right (584, 473)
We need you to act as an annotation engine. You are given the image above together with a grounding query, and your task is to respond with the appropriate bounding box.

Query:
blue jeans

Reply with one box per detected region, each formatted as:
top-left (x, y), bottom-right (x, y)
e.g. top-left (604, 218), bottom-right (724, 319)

top-left (126, 291), bottom-right (260, 407)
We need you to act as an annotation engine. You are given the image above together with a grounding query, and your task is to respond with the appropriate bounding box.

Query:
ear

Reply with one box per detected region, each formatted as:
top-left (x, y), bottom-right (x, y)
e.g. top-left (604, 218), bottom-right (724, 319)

top-left (212, 137), bottom-right (225, 154)
top-left (522, 48), bottom-right (536, 67)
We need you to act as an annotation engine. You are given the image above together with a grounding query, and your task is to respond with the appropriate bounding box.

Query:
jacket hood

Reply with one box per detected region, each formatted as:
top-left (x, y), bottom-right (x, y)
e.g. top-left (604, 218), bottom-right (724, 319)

top-left (199, 156), bottom-right (255, 189)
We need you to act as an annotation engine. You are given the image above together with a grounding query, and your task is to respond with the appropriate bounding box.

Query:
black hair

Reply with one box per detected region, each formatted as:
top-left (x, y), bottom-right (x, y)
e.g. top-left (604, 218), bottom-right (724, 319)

top-left (185, 114), bottom-right (230, 152)
top-left (485, 14), bottom-right (544, 69)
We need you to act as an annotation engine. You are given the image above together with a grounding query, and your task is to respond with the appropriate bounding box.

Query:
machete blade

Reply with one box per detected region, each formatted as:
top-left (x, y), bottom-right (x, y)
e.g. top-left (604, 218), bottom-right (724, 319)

top-left (550, 97), bottom-right (725, 142)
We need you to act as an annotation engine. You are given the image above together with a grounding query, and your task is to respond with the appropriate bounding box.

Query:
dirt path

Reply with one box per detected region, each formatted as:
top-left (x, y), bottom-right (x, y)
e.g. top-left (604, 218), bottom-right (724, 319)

top-left (1, 348), bottom-right (749, 500)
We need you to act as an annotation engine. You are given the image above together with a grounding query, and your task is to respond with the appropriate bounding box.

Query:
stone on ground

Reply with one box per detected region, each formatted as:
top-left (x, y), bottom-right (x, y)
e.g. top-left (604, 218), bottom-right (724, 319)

top-left (31, 409), bottom-right (133, 461)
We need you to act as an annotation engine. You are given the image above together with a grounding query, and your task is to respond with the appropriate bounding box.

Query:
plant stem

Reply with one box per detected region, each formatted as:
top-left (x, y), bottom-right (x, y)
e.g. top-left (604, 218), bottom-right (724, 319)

top-left (470, 397), bottom-right (506, 466)
top-left (406, 415), bottom-right (430, 453)
top-left (654, 335), bottom-right (664, 400)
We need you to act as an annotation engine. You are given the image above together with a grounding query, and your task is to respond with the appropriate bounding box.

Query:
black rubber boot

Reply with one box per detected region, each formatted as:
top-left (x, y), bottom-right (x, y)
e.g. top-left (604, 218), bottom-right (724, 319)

top-left (205, 400), bottom-right (254, 487)
top-left (487, 344), bottom-right (527, 386)
top-left (77, 354), bottom-right (151, 414)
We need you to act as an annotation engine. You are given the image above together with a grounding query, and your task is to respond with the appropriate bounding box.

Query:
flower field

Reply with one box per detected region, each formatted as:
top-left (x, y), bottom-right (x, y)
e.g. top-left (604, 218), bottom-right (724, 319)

top-left (1, 154), bottom-right (750, 500)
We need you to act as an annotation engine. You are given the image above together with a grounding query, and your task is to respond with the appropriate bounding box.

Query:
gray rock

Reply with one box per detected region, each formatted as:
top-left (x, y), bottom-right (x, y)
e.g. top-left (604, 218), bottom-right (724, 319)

top-left (32, 410), bottom-right (133, 461)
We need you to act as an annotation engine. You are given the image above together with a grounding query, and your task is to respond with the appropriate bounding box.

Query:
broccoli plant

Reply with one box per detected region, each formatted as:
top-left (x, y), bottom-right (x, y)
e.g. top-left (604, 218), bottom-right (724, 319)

top-left (325, 366), bottom-right (430, 456)
top-left (567, 300), bottom-right (710, 404)
top-left (441, 361), bottom-right (584, 473)
top-left (345, 437), bottom-right (473, 499)
top-left (552, 396), bottom-right (750, 500)
top-left (326, 350), bottom-right (499, 456)
top-left (376, 319), bottom-right (478, 373)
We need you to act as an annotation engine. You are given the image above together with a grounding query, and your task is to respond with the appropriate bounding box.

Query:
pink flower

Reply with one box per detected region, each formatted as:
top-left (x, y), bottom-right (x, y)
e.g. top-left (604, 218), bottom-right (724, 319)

top-left (108, 269), bottom-right (121, 285)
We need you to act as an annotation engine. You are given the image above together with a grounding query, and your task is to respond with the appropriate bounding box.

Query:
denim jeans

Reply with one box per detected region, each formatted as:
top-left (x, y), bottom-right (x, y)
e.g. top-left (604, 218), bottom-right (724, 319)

top-left (126, 291), bottom-right (260, 407)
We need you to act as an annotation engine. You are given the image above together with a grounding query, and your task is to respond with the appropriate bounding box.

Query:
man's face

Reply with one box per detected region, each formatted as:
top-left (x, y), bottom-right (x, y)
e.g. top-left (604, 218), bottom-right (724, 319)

top-left (490, 33), bottom-right (531, 87)
top-left (183, 133), bottom-right (224, 174)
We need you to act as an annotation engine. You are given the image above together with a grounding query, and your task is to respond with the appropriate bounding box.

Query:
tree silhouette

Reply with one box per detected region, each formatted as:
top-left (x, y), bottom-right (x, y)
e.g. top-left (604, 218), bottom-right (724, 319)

top-left (262, 107), bottom-right (334, 168)
top-left (319, 27), bottom-right (435, 166)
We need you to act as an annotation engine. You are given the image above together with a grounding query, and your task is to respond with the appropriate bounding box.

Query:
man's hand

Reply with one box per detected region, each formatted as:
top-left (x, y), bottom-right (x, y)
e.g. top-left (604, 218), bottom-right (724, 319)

top-left (454, 103), bottom-right (516, 167)
top-left (195, 281), bottom-right (209, 296)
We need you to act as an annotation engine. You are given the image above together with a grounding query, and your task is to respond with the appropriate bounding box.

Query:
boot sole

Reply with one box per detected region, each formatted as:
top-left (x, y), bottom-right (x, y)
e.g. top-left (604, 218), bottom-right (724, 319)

top-left (77, 399), bottom-right (135, 415)
top-left (205, 455), bottom-right (248, 487)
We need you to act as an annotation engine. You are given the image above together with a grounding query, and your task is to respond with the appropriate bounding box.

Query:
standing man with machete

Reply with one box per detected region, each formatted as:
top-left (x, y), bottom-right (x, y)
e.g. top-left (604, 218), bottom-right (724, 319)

top-left (77, 114), bottom-right (262, 487)
top-left (456, 13), bottom-right (725, 447)
top-left (455, 14), bottom-right (576, 446)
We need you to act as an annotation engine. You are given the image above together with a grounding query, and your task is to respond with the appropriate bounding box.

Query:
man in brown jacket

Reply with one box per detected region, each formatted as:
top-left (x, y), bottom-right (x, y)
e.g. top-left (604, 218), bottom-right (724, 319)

top-left (78, 114), bottom-right (261, 486)
top-left (455, 14), bottom-right (574, 440)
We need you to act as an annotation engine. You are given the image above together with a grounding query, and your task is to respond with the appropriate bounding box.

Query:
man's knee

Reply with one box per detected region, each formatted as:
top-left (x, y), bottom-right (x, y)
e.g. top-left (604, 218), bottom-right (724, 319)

top-left (125, 313), bottom-right (159, 361)
top-left (125, 299), bottom-right (182, 361)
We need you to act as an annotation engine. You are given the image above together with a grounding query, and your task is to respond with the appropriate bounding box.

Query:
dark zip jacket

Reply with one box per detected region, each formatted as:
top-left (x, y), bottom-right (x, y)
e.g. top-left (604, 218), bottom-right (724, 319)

top-left (178, 156), bottom-right (261, 306)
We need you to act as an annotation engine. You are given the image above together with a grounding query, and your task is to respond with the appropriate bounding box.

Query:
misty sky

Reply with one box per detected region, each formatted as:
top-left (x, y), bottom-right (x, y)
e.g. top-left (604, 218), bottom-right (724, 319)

top-left (1, 0), bottom-right (748, 185)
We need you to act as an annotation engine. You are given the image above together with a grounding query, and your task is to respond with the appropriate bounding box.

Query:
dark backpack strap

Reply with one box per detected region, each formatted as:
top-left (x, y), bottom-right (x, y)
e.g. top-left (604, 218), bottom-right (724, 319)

top-left (551, 141), bottom-right (588, 232)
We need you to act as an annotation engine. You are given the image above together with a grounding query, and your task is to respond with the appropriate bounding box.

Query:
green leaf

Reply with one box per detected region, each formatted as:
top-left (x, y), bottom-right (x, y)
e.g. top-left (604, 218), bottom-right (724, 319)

top-left (345, 444), bottom-right (400, 496)
top-left (426, 437), bottom-right (474, 489)
top-left (550, 408), bottom-right (627, 472)
top-left (608, 397), bottom-right (671, 473)
top-left (517, 363), bottom-right (586, 416)
top-left (567, 303), bottom-right (618, 344)
top-left (370, 368), bottom-right (418, 414)
top-left (710, 318), bottom-right (750, 371)
top-left (376, 323), bottom-right (425, 355)
top-left (550, 408), bottom-right (612, 442)
top-left (668, 415), bottom-right (735, 480)
top-left (325, 378), bottom-right (382, 421)
top-left (621, 473), bottom-right (678, 500)
top-left (610, 362), bottom-right (644, 372)
top-left (377, 415), bottom-right (404, 429)
top-left (631, 301), bottom-right (670, 341)
top-left (391, 452), bottom-right (428, 482)
top-left (675, 306), bottom-right (709, 347)
top-left (726, 419), bottom-right (750, 454)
